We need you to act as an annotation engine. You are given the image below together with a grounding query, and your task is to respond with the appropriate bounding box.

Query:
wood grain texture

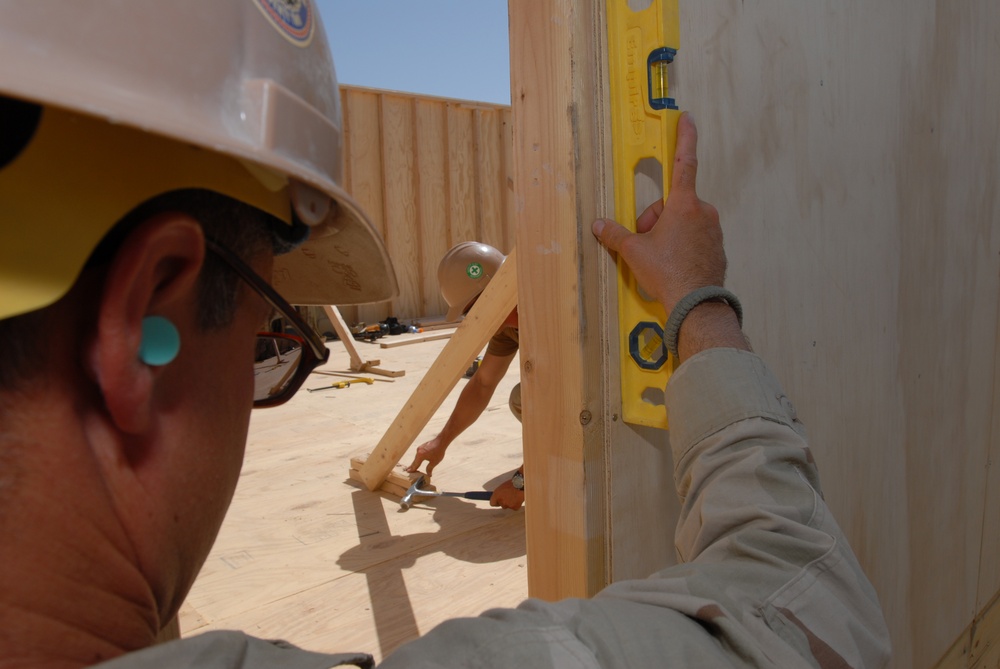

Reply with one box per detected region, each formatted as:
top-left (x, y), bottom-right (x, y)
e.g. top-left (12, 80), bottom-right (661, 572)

top-left (677, 1), bottom-right (1000, 666)
top-left (475, 109), bottom-right (506, 250)
top-left (447, 105), bottom-right (478, 246)
top-left (341, 88), bottom-right (387, 325)
top-left (322, 305), bottom-right (364, 370)
top-left (509, 0), bottom-right (679, 600)
top-left (501, 109), bottom-right (515, 252)
top-left (335, 86), bottom-right (515, 324)
top-left (979, 313), bottom-right (1000, 612)
top-left (380, 95), bottom-right (421, 319)
top-left (379, 331), bottom-right (454, 349)
top-left (414, 99), bottom-right (450, 318)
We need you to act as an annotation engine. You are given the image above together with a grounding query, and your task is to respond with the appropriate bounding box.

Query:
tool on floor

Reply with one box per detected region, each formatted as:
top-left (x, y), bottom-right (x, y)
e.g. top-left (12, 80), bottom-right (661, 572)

top-left (307, 377), bottom-right (374, 392)
top-left (313, 370), bottom-right (395, 382)
top-left (400, 475), bottom-right (493, 510)
top-left (607, 0), bottom-right (681, 429)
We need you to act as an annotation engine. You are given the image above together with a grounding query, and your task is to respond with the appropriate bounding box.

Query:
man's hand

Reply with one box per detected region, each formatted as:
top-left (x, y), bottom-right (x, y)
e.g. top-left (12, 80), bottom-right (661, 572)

top-left (490, 479), bottom-right (524, 511)
top-left (592, 113), bottom-right (725, 316)
top-left (405, 436), bottom-right (447, 476)
top-left (592, 113), bottom-right (747, 362)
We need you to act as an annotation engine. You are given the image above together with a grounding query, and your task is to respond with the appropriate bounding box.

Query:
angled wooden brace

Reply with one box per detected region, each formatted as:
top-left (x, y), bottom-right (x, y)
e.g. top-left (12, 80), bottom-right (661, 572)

top-left (321, 305), bottom-right (404, 378)
top-left (356, 247), bottom-right (519, 491)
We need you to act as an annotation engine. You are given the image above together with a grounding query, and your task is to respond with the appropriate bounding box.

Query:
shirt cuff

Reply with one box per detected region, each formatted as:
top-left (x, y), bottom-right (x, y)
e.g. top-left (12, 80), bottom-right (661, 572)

top-left (665, 348), bottom-right (803, 462)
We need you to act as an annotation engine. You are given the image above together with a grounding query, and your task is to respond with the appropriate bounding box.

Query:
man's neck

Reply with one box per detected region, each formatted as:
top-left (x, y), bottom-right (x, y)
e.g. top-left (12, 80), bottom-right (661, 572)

top-left (0, 409), bottom-right (160, 667)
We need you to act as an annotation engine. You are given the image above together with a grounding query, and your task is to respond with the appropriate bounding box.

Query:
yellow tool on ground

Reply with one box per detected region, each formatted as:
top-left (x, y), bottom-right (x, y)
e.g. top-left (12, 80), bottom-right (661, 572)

top-left (607, 0), bottom-right (681, 429)
top-left (307, 377), bottom-right (375, 392)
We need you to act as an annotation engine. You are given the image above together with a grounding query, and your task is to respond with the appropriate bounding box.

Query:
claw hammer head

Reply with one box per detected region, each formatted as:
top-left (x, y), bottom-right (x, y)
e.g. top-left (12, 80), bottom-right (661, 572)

top-left (400, 475), bottom-right (431, 510)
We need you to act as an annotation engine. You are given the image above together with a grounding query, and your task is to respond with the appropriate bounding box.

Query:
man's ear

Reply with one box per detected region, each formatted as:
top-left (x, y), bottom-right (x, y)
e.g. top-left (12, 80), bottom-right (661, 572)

top-left (87, 212), bottom-right (206, 435)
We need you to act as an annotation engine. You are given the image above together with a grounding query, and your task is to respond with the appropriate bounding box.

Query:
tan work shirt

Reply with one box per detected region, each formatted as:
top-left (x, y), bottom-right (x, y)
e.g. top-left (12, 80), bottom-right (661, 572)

top-left (96, 349), bottom-right (891, 669)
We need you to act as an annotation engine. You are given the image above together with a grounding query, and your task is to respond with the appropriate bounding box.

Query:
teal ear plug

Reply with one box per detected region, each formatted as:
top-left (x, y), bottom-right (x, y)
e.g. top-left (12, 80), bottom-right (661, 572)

top-left (138, 315), bottom-right (180, 366)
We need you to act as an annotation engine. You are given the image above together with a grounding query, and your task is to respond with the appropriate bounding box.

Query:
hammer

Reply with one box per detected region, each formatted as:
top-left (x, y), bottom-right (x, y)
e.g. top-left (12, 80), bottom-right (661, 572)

top-left (400, 475), bottom-right (493, 509)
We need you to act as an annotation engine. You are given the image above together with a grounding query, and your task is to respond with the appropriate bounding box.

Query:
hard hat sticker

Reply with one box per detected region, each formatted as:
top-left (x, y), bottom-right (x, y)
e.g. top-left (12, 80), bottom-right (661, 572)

top-left (253, 0), bottom-right (314, 47)
top-left (466, 262), bottom-right (484, 279)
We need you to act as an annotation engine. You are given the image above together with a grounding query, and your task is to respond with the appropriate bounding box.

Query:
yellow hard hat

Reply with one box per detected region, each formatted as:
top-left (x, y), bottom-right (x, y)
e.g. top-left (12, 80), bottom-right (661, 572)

top-left (438, 242), bottom-right (506, 321)
top-left (0, 0), bottom-right (398, 321)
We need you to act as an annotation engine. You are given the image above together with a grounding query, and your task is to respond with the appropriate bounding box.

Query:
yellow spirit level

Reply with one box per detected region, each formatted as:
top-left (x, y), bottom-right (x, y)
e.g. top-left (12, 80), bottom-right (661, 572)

top-left (606, 0), bottom-right (681, 429)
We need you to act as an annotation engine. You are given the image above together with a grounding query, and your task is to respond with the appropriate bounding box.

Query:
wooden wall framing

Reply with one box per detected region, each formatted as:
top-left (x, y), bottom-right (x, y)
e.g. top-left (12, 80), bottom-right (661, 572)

top-left (509, 0), bottom-right (1000, 667)
top-left (509, 0), bottom-right (679, 600)
top-left (336, 85), bottom-right (515, 326)
top-left (328, 4), bottom-right (998, 666)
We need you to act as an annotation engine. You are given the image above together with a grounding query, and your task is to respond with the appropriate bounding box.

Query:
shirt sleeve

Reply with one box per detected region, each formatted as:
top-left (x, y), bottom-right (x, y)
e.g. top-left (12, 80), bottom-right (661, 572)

top-left (379, 348), bottom-right (891, 669)
top-left (485, 327), bottom-right (519, 357)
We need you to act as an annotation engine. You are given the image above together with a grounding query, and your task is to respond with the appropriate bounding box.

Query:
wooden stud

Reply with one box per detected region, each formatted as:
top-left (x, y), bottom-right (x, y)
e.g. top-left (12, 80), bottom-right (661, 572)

top-left (321, 305), bottom-right (403, 379)
top-left (349, 454), bottom-right (429, 500)
top-left (509, 0), bottom-right (679, 600)
top-left (381, 95), bottom-right (422, 319)
top-left (447, 105), bottom-right (477, 244)
top-left (415, 98), bottom-right (450, 318)
top-left (379, 331), bottom-right (454, 349)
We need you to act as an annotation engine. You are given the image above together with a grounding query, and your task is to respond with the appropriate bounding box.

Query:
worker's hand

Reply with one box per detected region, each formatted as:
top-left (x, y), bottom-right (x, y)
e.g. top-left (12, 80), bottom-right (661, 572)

top-left (592, 112), bottom-right (726, 316)
top-left (405, 436), bottom-right (448, 476)
top-left (489, 479), bottom-right (524, 511)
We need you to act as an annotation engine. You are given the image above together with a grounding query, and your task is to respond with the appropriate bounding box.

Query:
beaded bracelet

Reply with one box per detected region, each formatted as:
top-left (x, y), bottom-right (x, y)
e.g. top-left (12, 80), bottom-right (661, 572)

top-left (663, 286), bottom-right (743, 359)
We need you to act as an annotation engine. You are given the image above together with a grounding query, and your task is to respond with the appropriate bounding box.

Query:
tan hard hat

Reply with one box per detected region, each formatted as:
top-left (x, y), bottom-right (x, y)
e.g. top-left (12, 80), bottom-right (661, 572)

top-left (439, 242), bottom-right (506, 321)
top-left (0, 0), bottom-right (397, 321)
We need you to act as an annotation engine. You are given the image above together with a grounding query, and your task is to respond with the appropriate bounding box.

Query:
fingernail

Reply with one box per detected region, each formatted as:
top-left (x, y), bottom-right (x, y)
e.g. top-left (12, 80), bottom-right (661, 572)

top-left (592, 219), bottom-right (606, 236)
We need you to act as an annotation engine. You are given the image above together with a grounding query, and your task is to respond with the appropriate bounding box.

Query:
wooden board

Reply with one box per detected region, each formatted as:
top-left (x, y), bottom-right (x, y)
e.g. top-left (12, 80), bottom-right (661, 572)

top-left (334, 86), bottom-right (516, 323)
top-left (349, 454), bottom-right (427, 499)
top-left (933, 591), bottom-right (1000, 668)
top-left (414, 98), bottom-right (450, 318)
top-left (447, 105), bottom-right (478, 245)
top-left (379, 331), bottom-right (454, 349)
top-left (380, 95), bottom-right (422, 319)
top-left (341, 87), bottom-right (387, 325)
top-left (508, 0), bottom-right (679, 601)
top-left (475, 108), bottom-right (506, 250)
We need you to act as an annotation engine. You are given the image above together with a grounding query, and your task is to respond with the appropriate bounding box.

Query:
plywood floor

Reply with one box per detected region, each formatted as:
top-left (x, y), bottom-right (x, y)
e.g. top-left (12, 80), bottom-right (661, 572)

top-left (178, 330), bottom-right (527, 664)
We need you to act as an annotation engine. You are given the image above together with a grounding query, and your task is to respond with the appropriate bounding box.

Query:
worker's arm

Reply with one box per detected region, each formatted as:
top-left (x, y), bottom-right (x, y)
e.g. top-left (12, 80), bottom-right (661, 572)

top-left (379, 113), bottom-right (890, 668)
top-left (406, 350), bottom-right (517, 476)
top-left (591, 114), bottom-right (747, 363)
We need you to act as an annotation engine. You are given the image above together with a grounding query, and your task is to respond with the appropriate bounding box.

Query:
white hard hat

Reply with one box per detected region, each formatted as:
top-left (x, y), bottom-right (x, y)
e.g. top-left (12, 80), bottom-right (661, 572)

top-left (0, 0), bottom-right (398, 320)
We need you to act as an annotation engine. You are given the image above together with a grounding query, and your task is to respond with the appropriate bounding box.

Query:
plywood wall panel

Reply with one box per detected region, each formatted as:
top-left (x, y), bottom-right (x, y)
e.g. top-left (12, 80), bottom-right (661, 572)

top-left (675, 2), bottom-right (1000, 666)
top-left (334, 86), bottom-right (515, 323)
top-left (414, 99), bottom-right (450, 318)
top-left (475, 109), bottom-right (506, 251)
top-left (341, 88), bottom-right (385, 325)
top-left (500, 109), bottom-right (514, 253)
top-left (379, 95), bottom-right (421, 319)
top-left (447, 106), bottom-right (478, 248)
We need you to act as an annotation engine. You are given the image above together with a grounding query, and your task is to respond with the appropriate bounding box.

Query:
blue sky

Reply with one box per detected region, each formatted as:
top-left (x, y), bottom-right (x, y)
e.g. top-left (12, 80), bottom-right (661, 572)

top-left (316, 1), bottom-right (511, 105)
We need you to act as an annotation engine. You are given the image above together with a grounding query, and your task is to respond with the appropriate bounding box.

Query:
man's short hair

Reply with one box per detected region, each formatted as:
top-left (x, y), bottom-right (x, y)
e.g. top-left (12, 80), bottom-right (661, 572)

top-left (0, 189), bottom-right (280, 388)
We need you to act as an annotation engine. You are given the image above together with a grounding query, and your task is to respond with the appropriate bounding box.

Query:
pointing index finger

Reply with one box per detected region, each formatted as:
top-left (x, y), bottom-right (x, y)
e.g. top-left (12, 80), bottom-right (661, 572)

top-left (671, 112), bottom-right (699, 196)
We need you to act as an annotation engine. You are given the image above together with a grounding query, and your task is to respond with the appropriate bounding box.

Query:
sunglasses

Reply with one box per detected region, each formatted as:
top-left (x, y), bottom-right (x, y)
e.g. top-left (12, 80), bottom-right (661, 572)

top-left (205, 238), bottom-right (330, 408)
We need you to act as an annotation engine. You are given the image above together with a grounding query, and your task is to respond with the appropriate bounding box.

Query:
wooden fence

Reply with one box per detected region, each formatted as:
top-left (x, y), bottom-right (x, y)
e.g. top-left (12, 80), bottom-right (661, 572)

top-left (332, 85), bottom-right (515, 328)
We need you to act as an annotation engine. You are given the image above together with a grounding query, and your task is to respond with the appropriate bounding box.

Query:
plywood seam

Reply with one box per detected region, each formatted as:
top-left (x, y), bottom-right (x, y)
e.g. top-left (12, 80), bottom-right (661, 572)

top-left (443, 103), bottom-right (454, 250)
top-left (472, 109), bottom-right (483, 243)
top-left (591, 0), bottom-right (616, 588)
top-left (975, 285), bottom-right (1000, 615)
top-left (500, 112), bottom-right (510, 252)
top-left (375, 92), bottom-right (395, 316)
top-left (409, 95), bottom-right (426, 313)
